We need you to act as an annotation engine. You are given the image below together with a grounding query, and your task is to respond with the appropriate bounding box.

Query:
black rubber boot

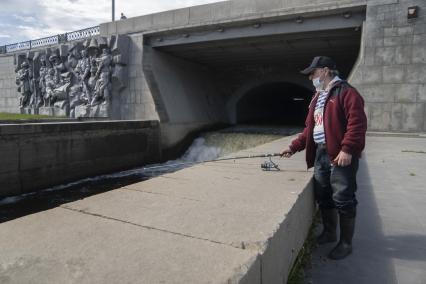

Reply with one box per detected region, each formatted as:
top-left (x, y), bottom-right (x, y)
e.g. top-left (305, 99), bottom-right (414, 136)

top-left (317, 209), bottom-right (338, 245)
top-left (328, 215), bottom-right (355, 260)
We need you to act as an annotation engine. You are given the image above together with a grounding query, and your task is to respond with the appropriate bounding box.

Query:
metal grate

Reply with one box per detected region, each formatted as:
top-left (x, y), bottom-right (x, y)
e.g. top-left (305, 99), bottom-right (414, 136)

top-left (67, 26), bottom-right (100, 42)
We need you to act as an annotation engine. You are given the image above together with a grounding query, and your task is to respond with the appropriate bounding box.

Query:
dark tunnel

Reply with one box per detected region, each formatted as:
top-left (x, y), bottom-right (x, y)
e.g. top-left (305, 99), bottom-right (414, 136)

top-left (236, 82), bottom-right (312, 126)
top-left (149, 23), bottom-right (363, 127)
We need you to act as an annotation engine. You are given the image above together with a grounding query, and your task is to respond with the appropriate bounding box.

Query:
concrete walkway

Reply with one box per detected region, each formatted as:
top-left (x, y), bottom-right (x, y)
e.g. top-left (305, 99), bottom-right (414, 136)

top-left (0, 135), bottom-right (315, 284)
top-left (305, 134), bottom-right (426, 284)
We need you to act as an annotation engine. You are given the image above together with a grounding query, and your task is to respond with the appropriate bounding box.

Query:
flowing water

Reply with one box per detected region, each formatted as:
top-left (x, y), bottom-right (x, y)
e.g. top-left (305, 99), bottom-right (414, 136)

top-left (0, 125), bottom-right (301, 223)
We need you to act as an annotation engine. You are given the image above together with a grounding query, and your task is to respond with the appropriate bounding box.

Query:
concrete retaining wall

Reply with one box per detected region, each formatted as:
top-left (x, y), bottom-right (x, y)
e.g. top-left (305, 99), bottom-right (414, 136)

top-left (0, 55), bottom-right (19, 114)
top-left (260, 178), bottom-right (315, 283)
top-left (349, 0), bottom-right (426, 132)
top-left (0, 120), bottom-right (161, 197)
top-left (145, 46), bottom-right (229, 148)
top-left (114, 34), bottom-right (159, 122)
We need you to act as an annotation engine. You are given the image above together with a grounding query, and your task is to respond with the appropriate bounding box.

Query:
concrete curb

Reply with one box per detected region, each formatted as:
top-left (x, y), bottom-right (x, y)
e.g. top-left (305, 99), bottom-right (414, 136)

top-left (0, 135), bottom-right (316, 283)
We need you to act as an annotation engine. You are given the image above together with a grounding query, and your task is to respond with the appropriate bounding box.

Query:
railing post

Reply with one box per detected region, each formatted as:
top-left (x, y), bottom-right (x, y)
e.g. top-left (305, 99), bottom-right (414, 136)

top-left (58, 33), bottom-right (66, 44)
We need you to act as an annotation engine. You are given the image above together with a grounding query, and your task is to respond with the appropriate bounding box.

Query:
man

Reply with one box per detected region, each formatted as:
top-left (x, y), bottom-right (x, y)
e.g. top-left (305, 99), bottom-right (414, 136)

top-left (280, 56), bottom-right (367, 260)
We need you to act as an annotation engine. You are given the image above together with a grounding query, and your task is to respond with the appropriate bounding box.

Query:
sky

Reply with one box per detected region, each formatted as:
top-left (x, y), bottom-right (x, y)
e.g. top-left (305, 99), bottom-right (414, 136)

top-left (0, 0), bottom-right (225, 46)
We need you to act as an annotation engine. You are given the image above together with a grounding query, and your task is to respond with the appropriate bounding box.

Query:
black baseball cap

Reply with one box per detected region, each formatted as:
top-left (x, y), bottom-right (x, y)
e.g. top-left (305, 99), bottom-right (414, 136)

top-left (300, 56), bottom-right (337, 75)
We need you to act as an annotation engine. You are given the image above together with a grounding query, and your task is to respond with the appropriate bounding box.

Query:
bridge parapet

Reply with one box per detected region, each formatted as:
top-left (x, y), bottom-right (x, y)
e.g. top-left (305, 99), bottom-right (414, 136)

top-left (0, 26), bottom-right (100, 54)
top-left (100, 0), bottom-right (367, 37)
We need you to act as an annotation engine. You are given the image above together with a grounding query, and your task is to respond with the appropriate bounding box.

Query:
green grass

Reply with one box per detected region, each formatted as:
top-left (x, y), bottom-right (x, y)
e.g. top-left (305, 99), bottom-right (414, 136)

top-left (287, 212), bottom-right (320, 284)
top-left (0, 112), bottom-right (65, 120)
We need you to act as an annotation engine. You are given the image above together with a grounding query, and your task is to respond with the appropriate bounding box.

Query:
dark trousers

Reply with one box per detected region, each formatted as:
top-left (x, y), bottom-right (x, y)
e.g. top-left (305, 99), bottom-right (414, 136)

top-left (313, 143), bottom-right (359, 218)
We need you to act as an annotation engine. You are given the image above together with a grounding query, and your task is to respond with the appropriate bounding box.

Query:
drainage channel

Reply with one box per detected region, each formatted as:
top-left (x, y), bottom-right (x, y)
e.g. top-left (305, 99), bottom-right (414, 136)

top-left (0, 125), bottom-right (301, 223)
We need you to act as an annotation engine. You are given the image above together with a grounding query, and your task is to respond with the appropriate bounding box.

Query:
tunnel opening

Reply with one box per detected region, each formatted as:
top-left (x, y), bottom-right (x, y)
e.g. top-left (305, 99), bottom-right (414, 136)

top-left (146, 10), bottom-right (365, 137)
top-left (236, 82), bottom-right (311, 126)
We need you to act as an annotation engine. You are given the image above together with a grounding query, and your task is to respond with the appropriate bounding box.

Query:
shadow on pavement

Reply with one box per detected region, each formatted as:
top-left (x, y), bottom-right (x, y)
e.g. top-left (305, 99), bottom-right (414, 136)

top-left (304, 159), bottom-right (398, 284)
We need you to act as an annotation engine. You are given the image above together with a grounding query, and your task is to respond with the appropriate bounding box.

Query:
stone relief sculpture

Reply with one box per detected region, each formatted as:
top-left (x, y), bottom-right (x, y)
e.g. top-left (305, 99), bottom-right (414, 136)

top-left (44, 68), bottom-right (56, 107)
top-left (92, 48), bottom-right (112, 106)
top-left (14, 35), bottom-right (129, 118)
top-left (38, 55), bottom-right (48, 104)
top-left (16, 61), bottom-right (33, 107)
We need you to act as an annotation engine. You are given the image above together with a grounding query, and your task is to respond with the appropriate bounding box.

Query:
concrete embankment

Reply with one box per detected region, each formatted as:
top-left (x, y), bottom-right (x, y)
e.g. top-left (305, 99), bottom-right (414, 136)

top-left (0, 134), bottom-right (315, 283)
top-left (0, 120), bottom-right (160, 197)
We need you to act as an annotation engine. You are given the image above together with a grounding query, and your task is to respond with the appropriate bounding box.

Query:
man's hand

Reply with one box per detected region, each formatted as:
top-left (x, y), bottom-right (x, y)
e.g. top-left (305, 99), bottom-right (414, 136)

top-left (333, 151), bottom-right (352, 167)
top-left (280, 148), bottom-right (294, 158)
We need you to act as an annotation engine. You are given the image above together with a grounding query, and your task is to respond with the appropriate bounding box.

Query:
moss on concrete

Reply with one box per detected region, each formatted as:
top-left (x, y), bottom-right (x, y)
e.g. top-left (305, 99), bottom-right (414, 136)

top-left (287, 212), bottom-right (320, 284)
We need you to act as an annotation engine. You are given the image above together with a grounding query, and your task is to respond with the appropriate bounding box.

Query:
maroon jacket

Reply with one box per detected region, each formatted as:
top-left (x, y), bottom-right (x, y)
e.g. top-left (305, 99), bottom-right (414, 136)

top-left (289, 80), bottom-right (367, 169)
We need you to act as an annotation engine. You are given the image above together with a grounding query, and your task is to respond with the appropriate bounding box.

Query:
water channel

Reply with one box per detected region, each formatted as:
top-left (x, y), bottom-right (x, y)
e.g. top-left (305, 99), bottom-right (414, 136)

top-left (0, 125), bottom-right (302, 223)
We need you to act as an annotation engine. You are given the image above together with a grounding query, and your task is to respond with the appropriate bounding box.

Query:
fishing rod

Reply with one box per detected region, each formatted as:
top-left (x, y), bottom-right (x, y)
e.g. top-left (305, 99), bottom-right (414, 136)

top-left (143, 153), bottom-right (283, 171)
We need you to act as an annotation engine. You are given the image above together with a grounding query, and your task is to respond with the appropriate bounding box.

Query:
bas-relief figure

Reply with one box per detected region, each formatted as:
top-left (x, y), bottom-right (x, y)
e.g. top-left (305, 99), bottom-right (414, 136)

top-left (38, 55), bottom-right (48, 104)
top-left (16, 61), bottom-right (32, 108)
top-left (14, 35), bottom-right (129, 118)
top-left (92, 48), bottom-right (112, 107)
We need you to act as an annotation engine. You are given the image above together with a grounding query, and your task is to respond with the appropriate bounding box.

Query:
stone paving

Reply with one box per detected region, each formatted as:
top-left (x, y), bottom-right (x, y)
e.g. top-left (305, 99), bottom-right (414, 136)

top-left (305, 134), bottom-right (426, 284)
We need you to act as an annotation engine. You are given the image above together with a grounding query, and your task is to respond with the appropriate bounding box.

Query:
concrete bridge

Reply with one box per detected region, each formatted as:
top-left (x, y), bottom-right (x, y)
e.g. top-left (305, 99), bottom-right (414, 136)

top-left (0, 0), bottom-right (425, 153)
top-left (101, 0), bottom-right (424, 150)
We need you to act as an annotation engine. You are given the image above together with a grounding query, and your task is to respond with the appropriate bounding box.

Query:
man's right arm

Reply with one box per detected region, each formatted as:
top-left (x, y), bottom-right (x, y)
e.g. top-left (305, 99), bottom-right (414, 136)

top-left (280, 127), bottom-right (308, 157)
top-left (281, 116), bottom-right (309, 157)
top-left (281, 92), bottom-right (316, 157)
top-left (290, 126), bottom-right (308, 152)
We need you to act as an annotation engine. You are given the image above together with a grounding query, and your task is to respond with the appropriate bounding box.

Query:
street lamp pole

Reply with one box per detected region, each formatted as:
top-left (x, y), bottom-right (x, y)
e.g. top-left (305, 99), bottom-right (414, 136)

top-left (112, 0), bottom-right (115, 22)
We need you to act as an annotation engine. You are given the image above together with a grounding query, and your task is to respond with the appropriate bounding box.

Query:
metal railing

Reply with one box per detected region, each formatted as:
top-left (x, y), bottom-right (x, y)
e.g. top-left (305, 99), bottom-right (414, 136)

top-left (0, 26), bottom-right (100, 54)
top-left (30, 35), bottom-right (59, 49)
top-left (67, 26), bottom-right (100, 41)
top-left (6, 41), bottom-right (31, 53)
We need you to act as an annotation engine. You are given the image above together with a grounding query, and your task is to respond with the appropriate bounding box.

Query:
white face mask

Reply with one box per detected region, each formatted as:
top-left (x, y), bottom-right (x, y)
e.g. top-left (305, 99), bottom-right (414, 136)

top-left (312, 69), bottom-right (326, 91)
top-left (312, 77), bottom-right (323, 90)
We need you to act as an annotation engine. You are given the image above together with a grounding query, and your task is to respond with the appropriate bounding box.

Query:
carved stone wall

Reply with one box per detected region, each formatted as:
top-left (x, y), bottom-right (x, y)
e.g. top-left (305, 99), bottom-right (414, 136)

top-left (13, 35), bottom-right (130, 118)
